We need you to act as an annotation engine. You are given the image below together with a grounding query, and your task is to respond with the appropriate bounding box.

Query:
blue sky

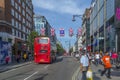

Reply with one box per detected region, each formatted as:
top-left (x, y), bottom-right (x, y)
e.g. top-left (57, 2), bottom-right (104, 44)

top-left (32, 0), bottom-right (91, 51)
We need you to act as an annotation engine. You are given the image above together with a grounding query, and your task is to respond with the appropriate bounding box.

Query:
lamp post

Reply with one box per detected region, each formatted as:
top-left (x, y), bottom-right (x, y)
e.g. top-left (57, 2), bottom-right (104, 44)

top-left (72, 15), bottom-right (82, 22)
top-left (104, 0), bottom-right (107, 52)
top-left (72, 15), bottom-right (82, 52)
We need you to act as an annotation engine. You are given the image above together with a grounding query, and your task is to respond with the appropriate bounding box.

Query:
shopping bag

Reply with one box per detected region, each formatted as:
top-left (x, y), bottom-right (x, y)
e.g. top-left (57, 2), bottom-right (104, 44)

top-left (86, 67), bottom-right (93, 80)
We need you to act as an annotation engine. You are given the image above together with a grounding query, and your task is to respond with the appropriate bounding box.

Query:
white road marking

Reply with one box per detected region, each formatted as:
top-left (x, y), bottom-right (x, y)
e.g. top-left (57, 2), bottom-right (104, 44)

top-left (44, 65), bottom-right (49, 69)
top-left (24, 71), bottom-right (38, 80)
top-left (4, 68), bottom-right (16, 73)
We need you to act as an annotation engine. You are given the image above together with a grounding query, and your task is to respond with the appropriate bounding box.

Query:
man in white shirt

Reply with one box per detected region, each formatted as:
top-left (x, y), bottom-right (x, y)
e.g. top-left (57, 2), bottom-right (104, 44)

top-left (95, 52), bottom-right (101, 65)
top-left (80, 51), bottom-right (89, 80)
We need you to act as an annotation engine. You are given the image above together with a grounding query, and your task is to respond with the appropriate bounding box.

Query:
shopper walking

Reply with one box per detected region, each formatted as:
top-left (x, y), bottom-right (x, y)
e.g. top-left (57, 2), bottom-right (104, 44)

top-left (95, 51), bottom-right (101, 65)
top-left (111, 51), bottom-right (118, 65)
top-left (80, 51), bottom-right (89, 80)
top-left (101, 52), bottom-right (112, 79)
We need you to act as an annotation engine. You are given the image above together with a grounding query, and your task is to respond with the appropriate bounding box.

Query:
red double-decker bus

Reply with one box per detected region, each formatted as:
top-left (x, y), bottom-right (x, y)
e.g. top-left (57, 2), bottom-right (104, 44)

top-left (34, 37), bottom-right (57, 63)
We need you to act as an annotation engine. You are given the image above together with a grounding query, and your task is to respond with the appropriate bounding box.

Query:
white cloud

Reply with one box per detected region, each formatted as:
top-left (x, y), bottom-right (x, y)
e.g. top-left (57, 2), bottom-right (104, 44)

top-left (32, 0), bottom-right (85, 15)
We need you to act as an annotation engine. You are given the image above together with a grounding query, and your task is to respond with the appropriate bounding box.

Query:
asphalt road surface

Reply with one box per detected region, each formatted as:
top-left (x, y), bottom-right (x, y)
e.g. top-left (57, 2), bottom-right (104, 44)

top-left (0, 56), bottom-right (80, 80)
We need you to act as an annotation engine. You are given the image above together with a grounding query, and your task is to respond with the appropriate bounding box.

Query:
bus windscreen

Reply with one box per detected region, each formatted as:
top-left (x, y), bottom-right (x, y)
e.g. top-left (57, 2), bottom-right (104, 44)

top-left (39, 38), bottom-right (48, 44)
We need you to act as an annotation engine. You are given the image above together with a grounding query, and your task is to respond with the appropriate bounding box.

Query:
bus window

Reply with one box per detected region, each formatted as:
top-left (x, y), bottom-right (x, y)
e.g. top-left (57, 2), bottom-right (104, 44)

top-left (39, 38), bottom-right (48, 44)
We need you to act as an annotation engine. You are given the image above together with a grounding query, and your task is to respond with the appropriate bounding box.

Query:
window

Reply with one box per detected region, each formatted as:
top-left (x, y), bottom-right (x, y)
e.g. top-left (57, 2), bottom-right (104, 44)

top-left (11, 18), bottom-right (14, 26)
top-left (14, 30), bottom-right (16, 36)
top-left (23, 26), bottom-right (25, 32)
top-left (22, 10), bottom-right (25, 16)
top-left (16, 30), bottom-right (18, 37)
top-left (39, 38), bottom-right (48, 44)
top-left (22, 2), bottom-right (25, 8)
top-left (21, 33), bottom-right (23, 38)
top-left (16, 21), bottom-right (18, 28)
top-left (18, 0), bottom-right (21, 4)
top-left (11, 9), bottom-right (14, 16)
top-left (0, 37), bottom-right (2, 41)
top-left (15, 2), bottom-right (17, 9)
top-left (19, 6), bottom-right (21, 12)
top-left (8, 38), bottom-right (12, 43)
top-left (18, 31), bottom-right (20, 37)
top-left (19, 32), bottom-right (21, 38)
top-left (15, 12), bottom-right (17, 18)
top-left (23, 18), bottom-right (26, 24)
top-left (11, 0), bottom-right (14, 6)
top-left (19, 14), bottom-right (21, 21)
top-left (19, 23), bottom-right (21, 29)
top-left (23, 34), bottom-right (25, 39)
top-left (12, 28), bottom-right (14, 35)
top-left (15, 12), bottom-right (18, 19)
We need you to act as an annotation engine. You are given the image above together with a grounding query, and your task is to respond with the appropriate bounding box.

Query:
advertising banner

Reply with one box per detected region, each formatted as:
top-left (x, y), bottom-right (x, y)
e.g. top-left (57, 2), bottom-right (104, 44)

top-left (0, 41), bottom-right (12, 64)
top-left (60, 28), bottom-right (65, 36)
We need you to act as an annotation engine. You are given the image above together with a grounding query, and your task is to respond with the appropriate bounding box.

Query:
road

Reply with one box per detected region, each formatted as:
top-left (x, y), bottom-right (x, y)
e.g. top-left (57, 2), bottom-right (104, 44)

top-left (0, 56), bottom-right (80, 80)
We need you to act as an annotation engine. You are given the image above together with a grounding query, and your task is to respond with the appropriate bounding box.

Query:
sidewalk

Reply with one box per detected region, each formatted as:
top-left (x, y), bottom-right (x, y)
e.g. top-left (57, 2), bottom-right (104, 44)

top-left (92, 64), bottom-right (120, 80)
top-left (0, 60), bottom-right (32, 73)
top-left (75, 64), bottom-right (120, 80)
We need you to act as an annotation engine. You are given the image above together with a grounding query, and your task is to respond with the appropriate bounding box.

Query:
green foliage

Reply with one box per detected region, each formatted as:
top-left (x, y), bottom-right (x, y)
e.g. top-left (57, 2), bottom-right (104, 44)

top-left (69, 47), bottom-right (73, 53)
top-left (56, 43), bottom-right (65, 56)
top-left (27, 31), bottom-right (39, 51)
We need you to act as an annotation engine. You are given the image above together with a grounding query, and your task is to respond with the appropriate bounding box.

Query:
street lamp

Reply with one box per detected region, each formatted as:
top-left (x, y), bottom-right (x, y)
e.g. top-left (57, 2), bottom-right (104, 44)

top-left (72, 15), bottom-right (82, 22)
top-left (104, 0), bottom-right (107, 52)
top-left (72, 14), bottom-right (83, 52)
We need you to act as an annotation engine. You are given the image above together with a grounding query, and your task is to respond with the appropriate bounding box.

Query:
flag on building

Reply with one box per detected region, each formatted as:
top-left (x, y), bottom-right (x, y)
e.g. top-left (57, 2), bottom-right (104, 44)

top-left (78, 28), bottom-right (82, 37)
top-left (51, 28), bottom-right (55, 36)
top-left (40, 27), bottom-right (45, 36)
top-left (69, 28), bottom-right (73, 37)
top-left (116, 8), bottom-right (120, 20)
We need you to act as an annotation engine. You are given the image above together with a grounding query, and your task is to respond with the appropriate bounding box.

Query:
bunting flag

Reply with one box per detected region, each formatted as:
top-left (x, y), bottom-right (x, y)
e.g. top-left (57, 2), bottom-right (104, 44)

top-left (116, 8), bottom-right (120, 20)
top-left (51, 28), bottom-right (55, 36)
top-left (60, 28), bottom-right (65, 36)
top-left (78, 28), bottom-right (82, 37)
top-left (69, 28), bottom-right (73, 37)
top-left (40, 27), bottom-right (45, 36)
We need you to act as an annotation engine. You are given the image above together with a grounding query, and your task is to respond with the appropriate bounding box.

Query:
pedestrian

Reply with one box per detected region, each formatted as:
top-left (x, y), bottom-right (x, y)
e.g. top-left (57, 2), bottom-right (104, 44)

top-left (109, 50), bottom-right (112, 57)
top-left (80, 51), bottom-right (89, 80)
top-left (23, 51), bottom-right (27, 61)
top-left (5, 55), bottom-right (10, 64)
top-left (101, 52), bottom-right (112, 79)
top-left (16, 54), bottom-right (20, 63)
top-left (111, 51), bottom-right (118, 65)
top-left (95, 51), bottom-right (101, 65)
top-left (87, 52), bottom-right (92, 65)
top-left (117, 52), bottom-right (120, 62)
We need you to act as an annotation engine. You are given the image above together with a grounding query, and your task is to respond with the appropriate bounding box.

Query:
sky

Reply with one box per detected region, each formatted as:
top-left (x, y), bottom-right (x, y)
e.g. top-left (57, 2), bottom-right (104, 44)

top-left (32, 0), bottom-right (91, 51)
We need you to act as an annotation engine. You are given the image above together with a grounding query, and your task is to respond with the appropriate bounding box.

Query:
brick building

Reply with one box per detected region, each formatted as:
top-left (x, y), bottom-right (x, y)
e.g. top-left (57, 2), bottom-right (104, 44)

top-left (0, 0), bottom-right (34, 54)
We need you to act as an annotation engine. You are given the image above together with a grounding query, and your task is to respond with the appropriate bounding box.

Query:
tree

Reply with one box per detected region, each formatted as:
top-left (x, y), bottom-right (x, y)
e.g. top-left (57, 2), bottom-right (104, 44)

top-left (56, 43), bottom-right (65, 56)
top-left (69, 47), bottom-right (73, 54)
top-left (27, 31), bottom-right (39, 52)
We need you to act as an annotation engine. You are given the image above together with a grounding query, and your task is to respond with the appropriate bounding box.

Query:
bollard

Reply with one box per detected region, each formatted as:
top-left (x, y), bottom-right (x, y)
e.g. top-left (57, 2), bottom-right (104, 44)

top-left (86, 67), bottom-right (93, 80)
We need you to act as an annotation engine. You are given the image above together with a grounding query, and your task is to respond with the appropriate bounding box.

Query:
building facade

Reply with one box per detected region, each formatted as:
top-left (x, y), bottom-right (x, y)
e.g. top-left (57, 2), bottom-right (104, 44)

top-left (82, 8), bottom-right (91, 51)
top-left (0, 0), bottom-right (34, 54)
top-left (34, 15), bottom-right (57, 44)
top-left (90, 0), bottom-right (115, 52)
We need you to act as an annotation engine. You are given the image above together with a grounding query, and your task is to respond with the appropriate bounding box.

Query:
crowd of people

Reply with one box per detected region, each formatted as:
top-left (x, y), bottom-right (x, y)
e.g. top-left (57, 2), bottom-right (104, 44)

top-left (78, 50), bottom-right (120, 80)
top-left (13, 51), bottom-right (33, 63)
